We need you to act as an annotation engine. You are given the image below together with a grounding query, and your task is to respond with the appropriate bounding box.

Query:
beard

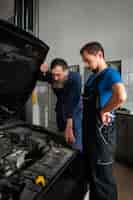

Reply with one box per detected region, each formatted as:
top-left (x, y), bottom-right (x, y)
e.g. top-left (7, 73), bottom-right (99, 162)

top-left (52, 70), bottom-right (69, 89)
top-left (53, 80), bottom-right (66, 89)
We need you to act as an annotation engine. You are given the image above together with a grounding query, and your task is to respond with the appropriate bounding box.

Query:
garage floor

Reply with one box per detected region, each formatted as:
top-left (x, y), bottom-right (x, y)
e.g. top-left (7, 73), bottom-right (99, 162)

top-left (114, 162), bottom-right (133, 200)
top-left (84, 162), bottom-right (133, 200)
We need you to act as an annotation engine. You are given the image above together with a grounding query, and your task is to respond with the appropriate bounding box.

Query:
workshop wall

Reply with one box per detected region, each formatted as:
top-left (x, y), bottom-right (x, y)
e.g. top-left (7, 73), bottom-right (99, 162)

top-left (0, 0), bottom-right (14, 20)
top-left (39, 0), bottom-right (133, 111)
top-left (39, 0), bottom-right (133, 63)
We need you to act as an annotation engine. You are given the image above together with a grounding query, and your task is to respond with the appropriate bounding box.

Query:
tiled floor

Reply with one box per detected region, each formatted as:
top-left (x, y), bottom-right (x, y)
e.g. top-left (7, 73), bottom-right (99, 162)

top-left (84, 162), bottom-right (133, 200)
top-left (114, 162), bottom-right (133, 200)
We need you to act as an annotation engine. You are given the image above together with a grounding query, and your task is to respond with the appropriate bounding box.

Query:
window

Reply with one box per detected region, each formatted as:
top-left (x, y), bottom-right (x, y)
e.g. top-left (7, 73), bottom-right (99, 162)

top-left (14, 0), bottom-right (38, 35)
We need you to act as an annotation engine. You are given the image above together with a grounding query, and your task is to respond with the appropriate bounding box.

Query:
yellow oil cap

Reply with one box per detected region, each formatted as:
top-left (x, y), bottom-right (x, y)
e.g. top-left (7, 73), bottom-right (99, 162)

top-left (35, 176), bottom-right (46, 186)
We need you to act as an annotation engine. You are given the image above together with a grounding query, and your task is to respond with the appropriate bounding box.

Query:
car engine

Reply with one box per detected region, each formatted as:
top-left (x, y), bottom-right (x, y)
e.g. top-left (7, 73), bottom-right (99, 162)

top-left (0, 126), bottom-right (75, 200)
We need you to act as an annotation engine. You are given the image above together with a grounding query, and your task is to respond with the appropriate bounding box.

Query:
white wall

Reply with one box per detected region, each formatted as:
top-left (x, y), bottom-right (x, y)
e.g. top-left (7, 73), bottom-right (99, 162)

top-left (39, 0), bottom-right (133, 111)
top-left (39, 0), bottom-right (133, 63)
top-left (0, 0), bottom-right (14, 19)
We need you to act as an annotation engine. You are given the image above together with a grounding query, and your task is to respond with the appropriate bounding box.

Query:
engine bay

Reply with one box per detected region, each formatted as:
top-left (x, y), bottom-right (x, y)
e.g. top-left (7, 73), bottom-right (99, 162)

top-left (0, 125), bottom-right (75, 200)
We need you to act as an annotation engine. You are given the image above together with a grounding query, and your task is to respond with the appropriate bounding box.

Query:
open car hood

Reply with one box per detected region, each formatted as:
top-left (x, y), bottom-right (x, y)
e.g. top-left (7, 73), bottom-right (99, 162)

top-left (0, 19), bottom-right (49, 125)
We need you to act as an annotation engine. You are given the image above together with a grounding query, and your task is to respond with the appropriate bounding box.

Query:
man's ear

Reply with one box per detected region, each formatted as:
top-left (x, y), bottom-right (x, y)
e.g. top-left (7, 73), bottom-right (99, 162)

top-left (98, 51), bottom-right (103, 59)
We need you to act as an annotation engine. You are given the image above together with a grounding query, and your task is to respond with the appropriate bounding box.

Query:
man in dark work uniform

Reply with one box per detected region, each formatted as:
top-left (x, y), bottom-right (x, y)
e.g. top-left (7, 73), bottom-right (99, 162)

top-left (39, 58), bottom-right (82, 151)
top-left (80, 42), bottom-right (127, 200)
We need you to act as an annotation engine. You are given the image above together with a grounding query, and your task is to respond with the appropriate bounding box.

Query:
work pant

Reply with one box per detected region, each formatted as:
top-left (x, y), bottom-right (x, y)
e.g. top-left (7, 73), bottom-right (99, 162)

top-left (84, 158), bottom-right (117, 200)
top-left (83, 118), bottom-right (117, 200)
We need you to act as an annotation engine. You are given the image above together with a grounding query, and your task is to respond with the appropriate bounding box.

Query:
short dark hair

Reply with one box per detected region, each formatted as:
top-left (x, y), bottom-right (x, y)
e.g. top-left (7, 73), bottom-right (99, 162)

top-left (50, 58), bottom-right (68, 70)
top-left (80, 41), bottom-right (105, 58)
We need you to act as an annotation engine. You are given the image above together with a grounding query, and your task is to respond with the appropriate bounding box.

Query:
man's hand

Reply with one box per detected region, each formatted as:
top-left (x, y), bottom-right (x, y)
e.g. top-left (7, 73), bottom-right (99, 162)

top-left (65, 118), bottom-right (75, 144)
top-left (65, 126), bottom-right (75, 144)
top-left (40, 63), bottom-right (49, 73)
top-left (100, 111), bottom-right (112, 125)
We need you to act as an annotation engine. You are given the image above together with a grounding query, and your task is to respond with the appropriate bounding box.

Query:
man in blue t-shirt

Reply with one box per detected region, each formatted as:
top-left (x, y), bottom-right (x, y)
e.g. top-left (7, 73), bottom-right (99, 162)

top-left (87, 66), bottom-right (122, 110)
top-left (80, 42), bottom-right (127, 200)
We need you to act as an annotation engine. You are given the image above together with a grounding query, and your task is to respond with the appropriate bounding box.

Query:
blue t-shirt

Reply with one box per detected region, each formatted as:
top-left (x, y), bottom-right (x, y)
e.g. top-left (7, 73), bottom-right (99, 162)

top-left (86, 67), bottom-right (122, 109)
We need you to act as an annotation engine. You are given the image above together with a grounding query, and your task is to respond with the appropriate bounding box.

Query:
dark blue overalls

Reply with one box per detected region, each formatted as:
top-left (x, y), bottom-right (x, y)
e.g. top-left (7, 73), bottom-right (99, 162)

top-left (38, 71), bottom-right (83, 151)
top-left (82, 70), bottom-right (117, 200)
top-left (53, 72), bottom-right (82, 151)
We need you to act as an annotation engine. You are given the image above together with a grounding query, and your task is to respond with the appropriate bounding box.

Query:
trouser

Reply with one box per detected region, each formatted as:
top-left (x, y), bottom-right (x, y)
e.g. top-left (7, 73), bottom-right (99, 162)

top-left (85, 158), bottom-right (117, 200)
top-left (83, 117), bottom-right (117, 200)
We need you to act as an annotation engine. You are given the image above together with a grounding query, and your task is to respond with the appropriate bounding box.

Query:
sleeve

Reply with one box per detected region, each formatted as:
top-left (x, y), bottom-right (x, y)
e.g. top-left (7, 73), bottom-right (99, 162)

top-left (65, 73), bottom-right (82, 118)
top-left (37, 71), bottom-right (52, 84)
top-left (107, 69), bottom-right (122, 88)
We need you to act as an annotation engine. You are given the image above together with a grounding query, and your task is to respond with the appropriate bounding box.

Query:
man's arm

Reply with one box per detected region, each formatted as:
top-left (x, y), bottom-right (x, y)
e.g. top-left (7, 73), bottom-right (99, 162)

top-left (64, 73), bottom-right (81, 144)
top-left (101, 82), bottom-right (127, 124)
top-left (65, 73), bottom-right (82, 118)
top-left (65, 118), bottom-right (76, 144)
top-left (102, 83), bottom-right (127, 112)
top-left (37, 63), bottom-right (52, 83)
